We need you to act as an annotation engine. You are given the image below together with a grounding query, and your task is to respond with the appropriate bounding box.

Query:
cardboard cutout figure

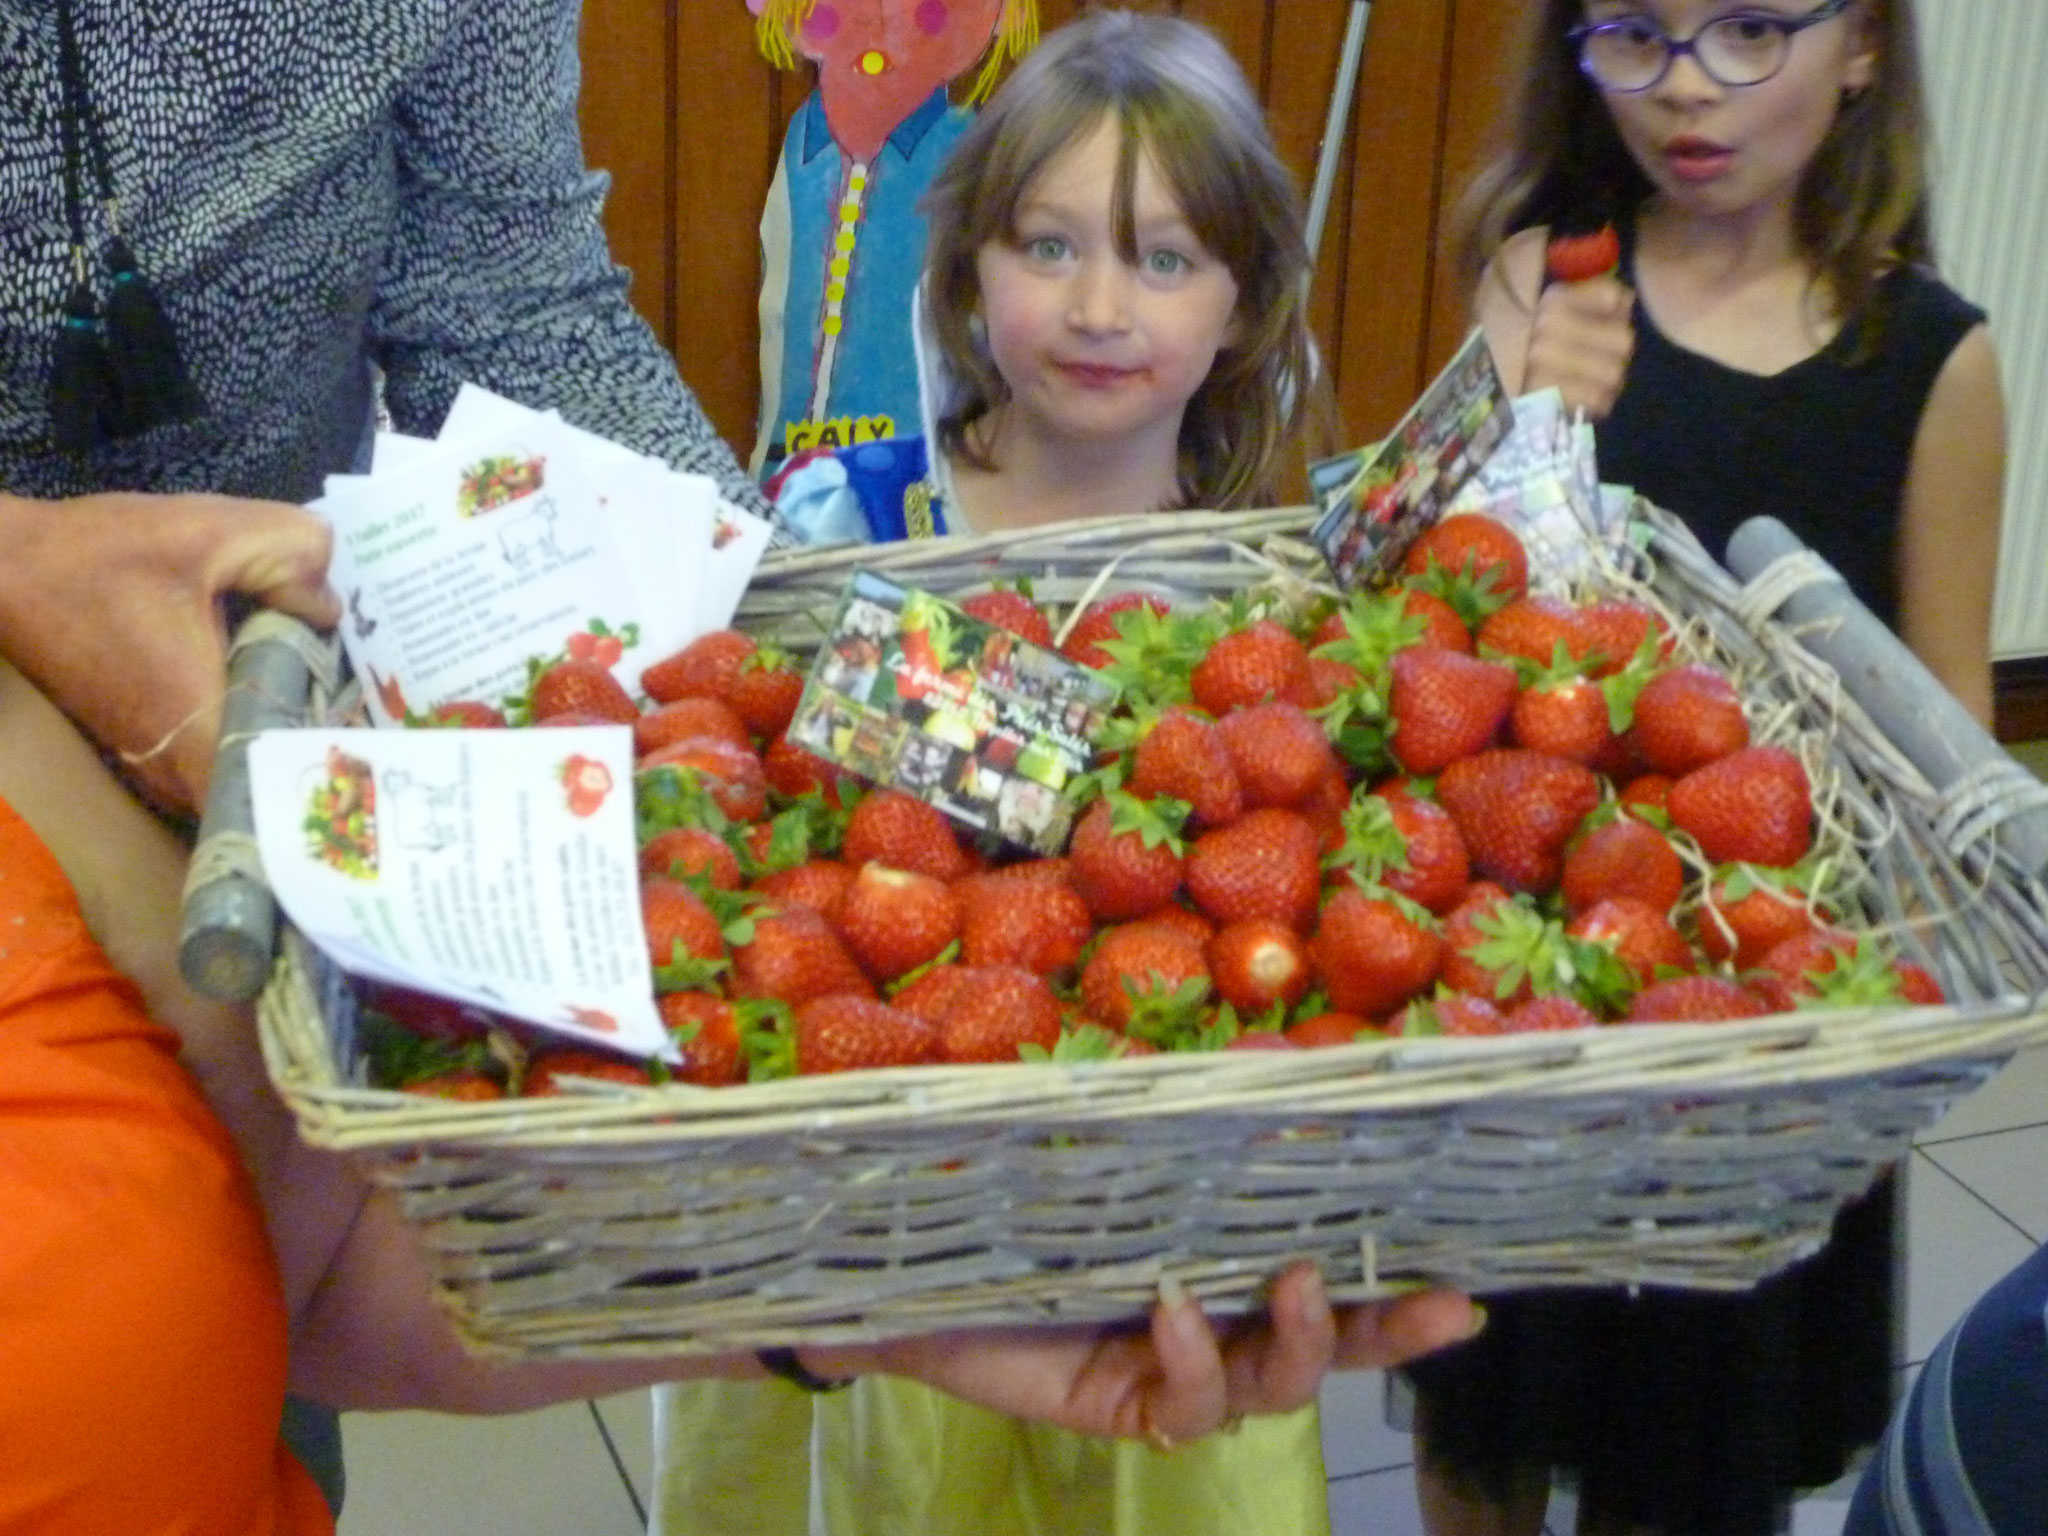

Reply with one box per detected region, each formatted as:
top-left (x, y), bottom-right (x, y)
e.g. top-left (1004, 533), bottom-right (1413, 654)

top-left (747, 0), bottom-right (1037, 477)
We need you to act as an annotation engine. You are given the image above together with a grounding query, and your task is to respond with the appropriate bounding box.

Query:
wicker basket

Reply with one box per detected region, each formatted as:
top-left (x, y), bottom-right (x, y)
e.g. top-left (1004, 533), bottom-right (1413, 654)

top-left (252, 503), bottom-right (2048, 1360)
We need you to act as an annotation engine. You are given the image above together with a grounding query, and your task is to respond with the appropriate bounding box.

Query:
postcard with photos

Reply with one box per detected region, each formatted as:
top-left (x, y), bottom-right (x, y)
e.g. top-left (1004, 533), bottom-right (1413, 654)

top-left (1311, 328), bottom-right (1515, 590)
top-left (788, 573), bottom-right (1119, 855)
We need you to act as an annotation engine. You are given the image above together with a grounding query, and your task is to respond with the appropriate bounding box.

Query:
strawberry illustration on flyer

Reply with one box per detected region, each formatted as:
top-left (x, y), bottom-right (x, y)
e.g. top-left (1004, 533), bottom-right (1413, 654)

top-left (247, 725), bottom-right (669, 1057)
top-left (789, 572), bottom-right (1118, 854)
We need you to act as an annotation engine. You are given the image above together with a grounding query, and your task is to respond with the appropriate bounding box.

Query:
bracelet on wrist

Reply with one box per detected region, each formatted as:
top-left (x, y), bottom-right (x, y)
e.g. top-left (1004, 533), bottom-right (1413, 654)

top-left (757, 1346), bottom-right (853, 1393)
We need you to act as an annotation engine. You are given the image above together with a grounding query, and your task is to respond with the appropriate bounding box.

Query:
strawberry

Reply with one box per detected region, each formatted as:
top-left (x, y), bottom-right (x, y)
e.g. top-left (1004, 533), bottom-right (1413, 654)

top-left (939, 966), bottom-right (1064, 1063)
top-left (1438, 886), bottom-right (1574, 1006)
top-left (1328, 790), bottom-right (1470, 916)
top-left (426, 700), bottom-right (508, 728)
top-left (1134, 903), bottom-right (1215, 947)
top-left (1503, 995), bottom-right (1599, 1033)
top-left (1546, 223), bottom-right (1620, 284)
top-left (638, 826), bottom-right (743, 890)
top-left (1311, 887), bottom-right (1444, 1018)
top-left (1386, 647), bottom-right (1517, 774)
top-left (752, 858), bottom-right (856, 914)
top-left (724, 650), bottom-right (806, 740)
top-left (1067, 793), bottom-right (1186, 921)
top-left (640, 877), bottom-right (728, 985)
top-left (525, 1047), bottom-right (654, 1094)
top-left (1184, 808), bottom-right (1323, 932)
top-left (1696, 871), bottom-right (1820, 969)
top-left (658, 992), bottom-right (746, 1086)
top-left (1436, 750), bottom-right (1602, 895)
top-left (1576, 599), bottom-right (1667, 678)
top-left (1630, 664), bottom-right (1750, 776)
top-left (1224, 1032), bottom-right (1297, 1052)
top-left (402, 1070), bottom-right (505, 1101)
top-left (733, 906), bottom-right (876, 1005)
top-left (1189, 619), bottom-right (1315, 715)
top-left (1392, 993), bottom-right (1508, 1037)
top-left (842, 789), bottom-right (972, 882)
top-left (1216, 701), bottom-right (1340, 811)
top-left (643, 629), bottom-right (756, 705)
top-left (634, 697), bottom-right (753, 757)
top-left (529, 657), bottom-right (640, 725)
top-left (1395, 586), bottom-right (1474, 654)
top-left (1477, 595), bottom-right (1596, 670)
top-left (1285, 1012), bottom-right (1381, 1047)
top-left (1127, 707), bottom-right (1244, 829)
top-left (980, 856), bottom-right (1070, 884)
top-left (1080, 923), bottom-right (1212, 1032)
top-left (638, 739), bottom-right (770, 822)
top-left (958, 875), bottom-right (1093, 975)
top-left (831, 862), bottom-right (963, 983)
top-left (1061, 594), bottom-right (1172, 670)
top-left (1625, 975), bottom-right (1769, 1024)
top-left (1566, 897), bottom-right (1693, 988)
top-left (1303, 654), bottom-right (1361, 710)
top-left (1560, 816), bottom-right (1684, 917)
top-left (1400, 514), bottom-right (1529, 606)
top-left (1751, 931), bottom-right (1944, 1010)
top-left (960, 589), bottom-right (1055, 648)
top-left (793, 995), bottom-right (941, 1074)
top-left (1666, 747), bottom-right (1812, 868)
top-left (762, 734), bottom-right (855, 808)
top-left (1618, 773), bottom-right (1674, 815)
top-left (1205, 919), bottom-right (1314, 1012)
top-left (891, 962), bottom-right (975, 1024)
top-left (1510, 670), bottom-right (1616, 767)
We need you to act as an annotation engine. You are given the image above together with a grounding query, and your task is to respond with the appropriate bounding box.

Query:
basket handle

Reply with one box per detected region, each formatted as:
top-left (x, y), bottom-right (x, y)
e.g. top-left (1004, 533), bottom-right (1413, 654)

top-left (1726, 516), bottom-right (2048, 882)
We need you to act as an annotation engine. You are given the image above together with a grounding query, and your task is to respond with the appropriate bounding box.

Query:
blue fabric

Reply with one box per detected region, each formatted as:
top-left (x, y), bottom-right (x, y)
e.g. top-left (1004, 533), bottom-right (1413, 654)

top-left (759, 89), bottom-right (972, 474)
top-left (1844, 1241), bottom-right (2048, 1535)
top-left (775, 432), bottom-right (952, 545)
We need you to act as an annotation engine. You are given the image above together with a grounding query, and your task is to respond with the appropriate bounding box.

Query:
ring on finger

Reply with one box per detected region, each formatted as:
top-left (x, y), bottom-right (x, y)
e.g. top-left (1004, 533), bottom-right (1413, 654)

top-left (1138, 1404), bottom-right (1178, 1455)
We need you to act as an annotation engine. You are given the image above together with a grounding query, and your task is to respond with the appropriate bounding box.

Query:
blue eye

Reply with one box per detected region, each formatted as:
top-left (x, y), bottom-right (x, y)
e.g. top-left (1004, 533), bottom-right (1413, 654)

top-left (1022, 235), bottom-right (1070, 262)
top-left (1144, 248), bottom-right (1191, 277)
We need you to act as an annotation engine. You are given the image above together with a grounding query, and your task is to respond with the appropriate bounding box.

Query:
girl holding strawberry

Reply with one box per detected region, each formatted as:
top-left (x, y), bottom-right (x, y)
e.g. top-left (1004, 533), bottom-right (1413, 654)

top-left (1409, 3), bottom-right (2007, 1534)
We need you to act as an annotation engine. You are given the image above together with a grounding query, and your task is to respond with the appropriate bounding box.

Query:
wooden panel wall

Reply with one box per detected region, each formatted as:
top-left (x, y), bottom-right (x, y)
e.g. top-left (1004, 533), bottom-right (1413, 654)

top-left (577, 0), bottom-right (1518, 466)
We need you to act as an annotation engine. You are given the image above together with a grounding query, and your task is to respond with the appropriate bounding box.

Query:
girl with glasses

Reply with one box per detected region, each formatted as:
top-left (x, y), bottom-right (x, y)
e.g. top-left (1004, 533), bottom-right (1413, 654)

top-left (1403, 2), bottom-right (2007, 1534)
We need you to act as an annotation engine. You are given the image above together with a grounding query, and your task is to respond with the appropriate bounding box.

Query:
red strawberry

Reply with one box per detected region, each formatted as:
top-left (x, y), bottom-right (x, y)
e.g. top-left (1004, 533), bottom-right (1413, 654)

top-left (643, 629), bottom-right (756, 705)
top-left (1285, 1012), bottom-right (1381, 1047)
top-left (939, 966), bottom-right (1064, 1063)
top-left (891, 963), bottom-right (976, 1024)
top-left (1300, 768), bottom-right (1353, 857)
top-left (658, 993), bottom-right (746, 1086)
top-left (1666, 747), bottom-right (1812, 868)
top-left (724, 652), bottom-right (806, 740)
top-left (961, 590), bottom-right (1055, 648)
top-left (1567, 896), bottom-right (1694, 988)
top-left (427, 700), bottom-right (508, 728)
top-left (1400, 514), bottom-right (1529, 604)
top-left (1511, 672), bottom-right (1616, 767)
top-left (1189, 620), bottom-right (1315, 715)
top-left (1329, 790), bottom-right (1470, 916)
top-left (1184, 808), bottom-right (1323, 932)
top-left (1128, 707), bottom-right (1244, 830)
top-left (958, 875), bottom-right (1093, 975)
top-left (1134, 903), bottom-right (1215, 948)
top-left (762, 734), bottom-right (854, 808)
top-left (1577, 599), bottom-right (1666, 678)
top-left (641, 877), bottom-right (727, 980)
top-left (733, 907), bottom-right (876, 1005)
top-left (1061, 594), bottom-right (1172, 670)
top-left (1067, 794), bottom-right (1186, 921)
top-left (794, 995), bottom-right (941, 1074)
top-left (1216, 701), bottom-right (1340, 811)
top-left (1311, 888), bottom-right (1444, 1019)
top-left (402, 1070), bottom-right (504, 1101)
top-left (831, 862), bottom-right (963, 983)
top-left (1625, 975), bottom-right (1769, 1024)
top-left (1396, 586), bottom-right (1474, 654)
top-left (1696, 874), bottom-right (1819, 969)
top-left (1387, 648), bottom-right (1518, 774)
top-left (1477, 595), bottom-right (1596, 670)
top-left (531, 658), bottom-right (640, 724)
top-left (1438, 886), bottom-right (1571, 1006)
top-left (1560, 817), bottom-right (1685, 917)
top-left (1436, 750), bottom-right (1602, 894)
top-left (638, 826), bottom-right (743, 890)
top-left (1546, 224), bottom-right (1620, 284)
top-left (1751, 931), bottom-right (1943, 1010)
top-left (1630, 664), bottom-right (1750, 776)
top-left (525, 1047), bottom-right (654, 1095)
top-left (1205, 919), bottom-right (1314, 1013)
top-left (638, 738), bottom-right (770, 822)
top-left (634, 696), bottom-right (754, 757)
top-left (842, 790), bottom-right (972, 882)
top-left (1503, 995), bottom-right (1599, 1033)
top-left (1392, 993), bottom-right (1508, 1037)
top-left (752, 858), bottom-right (856, 914)
top-left (1618, 773), bottom-right (1674, 815)
top-left (1303, 654), bottom-right (1361, 710)
top-left (1080, 923), bottom-right (1212, 1031)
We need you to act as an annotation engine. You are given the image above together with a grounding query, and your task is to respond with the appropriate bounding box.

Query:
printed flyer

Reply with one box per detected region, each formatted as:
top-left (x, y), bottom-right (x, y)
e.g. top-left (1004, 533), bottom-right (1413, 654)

top-left (788, 573), bottom-right (1119, 854)
top-left (247, 725), bottom-right (671, 1058)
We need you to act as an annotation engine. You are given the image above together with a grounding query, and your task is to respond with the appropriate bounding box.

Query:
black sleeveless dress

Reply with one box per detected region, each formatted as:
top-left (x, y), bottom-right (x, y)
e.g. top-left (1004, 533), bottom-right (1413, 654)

top-left (1404, 228), bottom-right (1986, 1535)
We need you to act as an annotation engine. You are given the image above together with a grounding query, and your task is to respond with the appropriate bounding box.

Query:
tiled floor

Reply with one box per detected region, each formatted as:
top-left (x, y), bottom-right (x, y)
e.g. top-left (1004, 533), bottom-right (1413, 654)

top-left (334, 1043), bottom-right (2048, 1535)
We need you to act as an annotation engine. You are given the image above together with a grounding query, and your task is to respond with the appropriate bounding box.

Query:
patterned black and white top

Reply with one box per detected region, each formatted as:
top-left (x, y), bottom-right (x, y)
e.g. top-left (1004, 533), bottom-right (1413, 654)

top-left (0, 0), bottom-right (766, 510)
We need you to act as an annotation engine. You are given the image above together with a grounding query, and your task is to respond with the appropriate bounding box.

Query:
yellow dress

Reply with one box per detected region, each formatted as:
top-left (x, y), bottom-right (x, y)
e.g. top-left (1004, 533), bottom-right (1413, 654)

top-left (650, 1378), bottom-right (1330, 1536)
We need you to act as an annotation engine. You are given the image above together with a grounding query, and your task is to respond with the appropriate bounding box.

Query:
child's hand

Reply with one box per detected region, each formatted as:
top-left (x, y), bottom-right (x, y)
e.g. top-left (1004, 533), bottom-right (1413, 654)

top-left (1523, 274), bottom-right (1636, 421)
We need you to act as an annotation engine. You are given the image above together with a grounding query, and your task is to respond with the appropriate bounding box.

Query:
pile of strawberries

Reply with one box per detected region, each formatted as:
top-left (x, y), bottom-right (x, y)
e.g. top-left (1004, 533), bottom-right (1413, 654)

top-left (363, 513), bottom-right (1943, 1101)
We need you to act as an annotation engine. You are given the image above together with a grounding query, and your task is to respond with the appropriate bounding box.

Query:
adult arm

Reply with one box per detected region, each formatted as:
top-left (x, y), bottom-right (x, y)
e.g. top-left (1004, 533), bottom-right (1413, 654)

top-left (0, 490), bottom-right (338, 812)
top-left (1475, 227), bottom-right (1636, 420)
top-left (367, 0), bottom-right (770, 515)
top-left (1895, 324), bottom-right (2005, 726)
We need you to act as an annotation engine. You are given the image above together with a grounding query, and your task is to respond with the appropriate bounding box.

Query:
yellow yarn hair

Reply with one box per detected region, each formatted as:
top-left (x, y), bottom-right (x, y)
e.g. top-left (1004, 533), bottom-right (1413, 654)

top-left (754, 0), bottom-right (1039, 99)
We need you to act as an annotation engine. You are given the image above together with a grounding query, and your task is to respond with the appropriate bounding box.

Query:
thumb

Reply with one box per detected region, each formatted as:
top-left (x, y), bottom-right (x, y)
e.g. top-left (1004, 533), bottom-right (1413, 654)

top-left (206, 504), bottom-right (341, 628)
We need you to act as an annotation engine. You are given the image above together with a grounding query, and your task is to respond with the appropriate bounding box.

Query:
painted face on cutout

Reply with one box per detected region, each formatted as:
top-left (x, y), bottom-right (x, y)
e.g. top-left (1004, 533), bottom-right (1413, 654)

top-left (773, 0), bottom-right (1006, 161)
top-left (973, 115), bottom-right (1244, 465)
top-left (1583, 0), bottom-right (1878, 222)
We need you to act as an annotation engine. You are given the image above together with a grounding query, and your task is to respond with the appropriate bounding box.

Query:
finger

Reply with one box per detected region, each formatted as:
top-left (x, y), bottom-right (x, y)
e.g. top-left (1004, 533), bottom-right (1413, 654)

top-left (195, 501), bottom-right (342, 627)
top-left (1224, 1263), bottom-right (1336, 1415)
top-left (1331, 1288), bottom-right (1484, 1372)
top-left (1143, 1276), bottom-right (1229, 1443)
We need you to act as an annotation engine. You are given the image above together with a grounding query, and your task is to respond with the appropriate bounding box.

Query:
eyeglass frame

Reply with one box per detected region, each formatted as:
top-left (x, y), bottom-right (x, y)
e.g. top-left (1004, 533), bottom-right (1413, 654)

top-left (1567, 0), bottom-right (1857, 94)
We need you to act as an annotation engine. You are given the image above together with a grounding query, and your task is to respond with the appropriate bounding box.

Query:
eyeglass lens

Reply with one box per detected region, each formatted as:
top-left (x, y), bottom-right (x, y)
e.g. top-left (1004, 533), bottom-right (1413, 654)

top-left (1583, 16), bottom-right (1793, 91)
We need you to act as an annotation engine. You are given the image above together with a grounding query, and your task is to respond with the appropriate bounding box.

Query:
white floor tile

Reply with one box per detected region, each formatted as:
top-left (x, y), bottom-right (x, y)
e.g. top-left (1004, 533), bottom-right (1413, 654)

top-left (1920, 1124), bottom-right (2048, 1241)
top-left (339, 1400), bottom-right (642, 1536)
top-left (1319, 1370), bottom-right (1416, 1479)
top-left (1326, 1466), bottom-right (1426, 1536)
top-left (1916, 1043), bottom-right (2048, 1144)
top-left (1902, 1149), bottom-right (2038, 1364)
top-left (593, 1391), bottom-right (655, 1522)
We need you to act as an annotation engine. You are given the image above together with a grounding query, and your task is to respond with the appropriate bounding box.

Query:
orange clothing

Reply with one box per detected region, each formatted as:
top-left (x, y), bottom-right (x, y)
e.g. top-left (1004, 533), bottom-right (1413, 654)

top-left (0, 796), bottom-right (331, 1536)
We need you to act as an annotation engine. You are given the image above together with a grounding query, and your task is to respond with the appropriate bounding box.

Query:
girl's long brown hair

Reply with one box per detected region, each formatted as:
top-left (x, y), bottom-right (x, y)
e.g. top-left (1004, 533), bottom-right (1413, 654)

top-left (922, 9), bottom-right (1327, 509)
top-left (1456, 0), bottom-right (1935, 354)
